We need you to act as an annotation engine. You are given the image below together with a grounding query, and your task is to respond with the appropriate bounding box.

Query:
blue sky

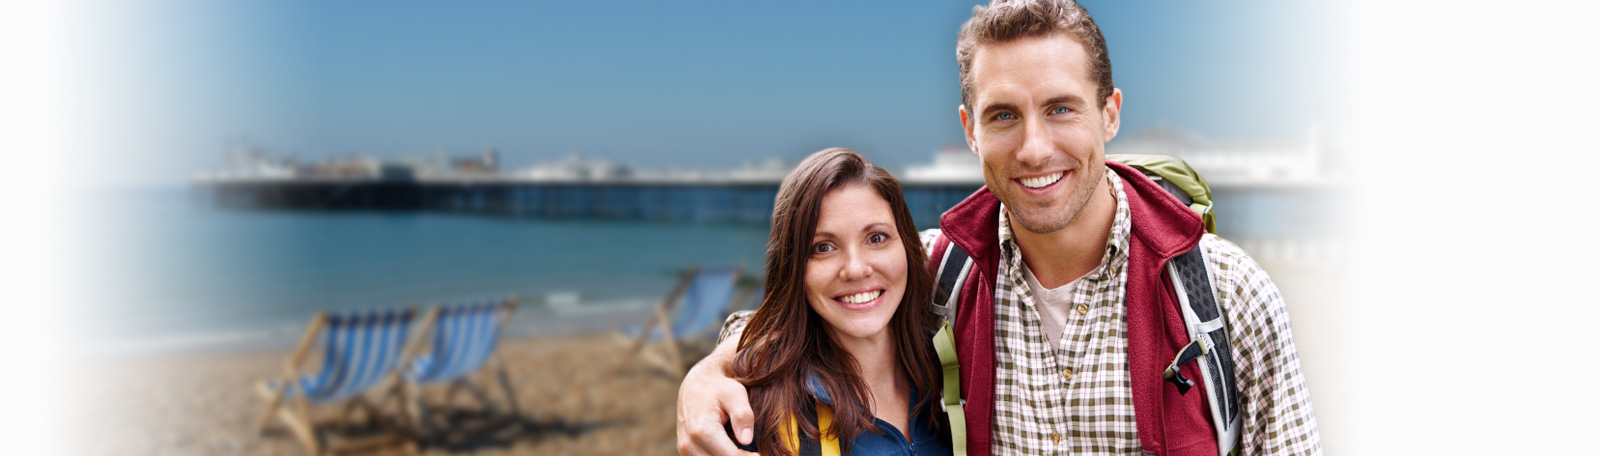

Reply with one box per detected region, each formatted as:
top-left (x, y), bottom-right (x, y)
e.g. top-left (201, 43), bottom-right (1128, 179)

top-left (78, 0), bottom-right (1346, 184)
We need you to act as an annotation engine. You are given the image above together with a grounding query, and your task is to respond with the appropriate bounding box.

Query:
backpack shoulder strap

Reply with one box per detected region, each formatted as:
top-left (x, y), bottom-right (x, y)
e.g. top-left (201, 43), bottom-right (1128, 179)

top-left (1164, 244), bottom-right (1243, 456)
top-left (930, 235), bottom-right (970, 456)
top-left (778, 401), bottom-right (838, 456)
top-left (1117, 154), bottom-right (1237, 454)
top-left (815, 402), bottom-right (839, 456)
top-left (932, 235), bottom-right (972, 324)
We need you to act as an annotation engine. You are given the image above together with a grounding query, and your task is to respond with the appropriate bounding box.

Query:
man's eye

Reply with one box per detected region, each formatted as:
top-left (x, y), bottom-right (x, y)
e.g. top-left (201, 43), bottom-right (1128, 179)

top-left (992, 112), bottom-right (1016, 121)
top-left (1050, 106), bottom-right (1071, 115)
top-left (868, 233), bottom-right (888, 244)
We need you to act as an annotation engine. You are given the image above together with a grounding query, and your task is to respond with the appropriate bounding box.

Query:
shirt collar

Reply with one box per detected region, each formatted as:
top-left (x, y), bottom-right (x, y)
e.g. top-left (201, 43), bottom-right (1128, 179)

top-left (804, 370), bottom-right (836, 406)
top-left (997, 170), bottom-right (1132, 281)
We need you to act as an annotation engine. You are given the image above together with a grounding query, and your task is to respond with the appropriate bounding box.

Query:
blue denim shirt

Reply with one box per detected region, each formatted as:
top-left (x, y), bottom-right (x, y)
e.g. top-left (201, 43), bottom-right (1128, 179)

top-left (730, 371), bottom-right (953, 456)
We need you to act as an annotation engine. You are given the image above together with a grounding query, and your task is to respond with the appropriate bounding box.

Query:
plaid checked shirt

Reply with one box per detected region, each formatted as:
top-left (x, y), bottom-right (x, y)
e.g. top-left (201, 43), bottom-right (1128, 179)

top-left (721, 171), bottom-right (1320, 456)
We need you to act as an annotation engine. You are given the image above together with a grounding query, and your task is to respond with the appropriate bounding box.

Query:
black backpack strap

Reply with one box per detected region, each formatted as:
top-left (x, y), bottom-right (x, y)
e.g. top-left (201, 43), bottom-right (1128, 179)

top-left (1145, 173), bottom-right (1194, 207)
top-left (932, 237), bottom-right (972, 324)
top-left (1165, 244), bottom-right (1243, 455)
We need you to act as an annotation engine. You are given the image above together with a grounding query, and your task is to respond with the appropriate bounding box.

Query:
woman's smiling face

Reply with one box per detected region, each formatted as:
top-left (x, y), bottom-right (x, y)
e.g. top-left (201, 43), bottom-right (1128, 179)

top-left (804, 183), bottom-right (908, 346)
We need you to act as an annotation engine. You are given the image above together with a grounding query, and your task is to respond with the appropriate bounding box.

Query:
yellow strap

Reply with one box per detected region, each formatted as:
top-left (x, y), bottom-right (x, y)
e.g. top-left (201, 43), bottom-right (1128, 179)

top-left (783, 413), bottom-right (800, 453)
top-left (781, 324), bottom-right (966, 456)
top-left (784, 401), bottom-right (841, 456)
top-left (816, 402), bottom-right (839, 456)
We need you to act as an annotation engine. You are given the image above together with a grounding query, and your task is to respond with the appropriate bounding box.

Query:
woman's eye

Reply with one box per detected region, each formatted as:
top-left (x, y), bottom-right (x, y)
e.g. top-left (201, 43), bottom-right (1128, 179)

top-left (868, 233), bottom-right (888, 244)
top-left (812, 243), bottom-right (834, 254)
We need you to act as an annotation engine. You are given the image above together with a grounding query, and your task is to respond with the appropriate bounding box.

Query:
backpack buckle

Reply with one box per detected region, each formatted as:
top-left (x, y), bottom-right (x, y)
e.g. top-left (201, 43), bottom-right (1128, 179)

top-left (1163, 337), bottom-right (1210, 395)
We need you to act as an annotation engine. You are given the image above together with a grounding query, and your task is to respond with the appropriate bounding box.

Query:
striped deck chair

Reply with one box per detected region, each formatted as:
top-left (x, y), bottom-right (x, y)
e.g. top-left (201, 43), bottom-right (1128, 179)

top-left (617, 264), bottom-right (748, 377)
top-left (254, 308), bottom-right (427, 456)
top-left (403, 298), bottom-right (520, 436)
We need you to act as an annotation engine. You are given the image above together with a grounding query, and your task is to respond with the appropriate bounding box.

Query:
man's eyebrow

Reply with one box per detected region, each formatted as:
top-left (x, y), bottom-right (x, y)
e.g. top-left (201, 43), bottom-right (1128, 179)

top-left (980, 102), bottom-right (1019, 118)
top-left (1043, 94), bottom-right (1086, 108)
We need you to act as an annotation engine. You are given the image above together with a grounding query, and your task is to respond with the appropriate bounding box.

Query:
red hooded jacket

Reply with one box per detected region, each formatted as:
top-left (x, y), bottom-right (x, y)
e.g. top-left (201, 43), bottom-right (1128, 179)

top-left (928, 161), bottom-right (1219, 456)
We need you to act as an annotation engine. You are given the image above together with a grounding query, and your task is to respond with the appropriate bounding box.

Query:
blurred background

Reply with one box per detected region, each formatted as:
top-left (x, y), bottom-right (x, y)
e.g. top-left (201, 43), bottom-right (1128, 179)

top-left (15, 0), bottom-right (1377, 454)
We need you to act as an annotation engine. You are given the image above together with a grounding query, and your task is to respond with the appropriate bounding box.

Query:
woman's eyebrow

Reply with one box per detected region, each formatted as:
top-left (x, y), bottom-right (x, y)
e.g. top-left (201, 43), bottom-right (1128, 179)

top-left (861, 222), bottom-right (894, 233)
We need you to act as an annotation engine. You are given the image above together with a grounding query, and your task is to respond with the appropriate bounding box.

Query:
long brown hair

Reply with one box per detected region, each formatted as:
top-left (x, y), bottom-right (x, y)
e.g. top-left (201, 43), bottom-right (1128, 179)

top-left (732, 148), bottom-right (940, 455)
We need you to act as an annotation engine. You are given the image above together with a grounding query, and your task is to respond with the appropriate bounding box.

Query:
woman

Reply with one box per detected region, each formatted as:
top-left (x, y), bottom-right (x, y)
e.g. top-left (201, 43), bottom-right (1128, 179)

top-left (730, 148), bottom-right (951, 456)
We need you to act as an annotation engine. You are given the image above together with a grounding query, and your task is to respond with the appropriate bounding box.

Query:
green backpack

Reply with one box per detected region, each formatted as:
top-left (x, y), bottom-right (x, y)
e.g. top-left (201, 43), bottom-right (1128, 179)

top-left (1107, 153), bottom-right (1216, 234)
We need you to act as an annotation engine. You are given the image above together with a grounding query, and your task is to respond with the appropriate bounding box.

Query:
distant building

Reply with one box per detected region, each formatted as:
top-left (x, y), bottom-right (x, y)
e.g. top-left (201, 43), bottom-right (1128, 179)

top-left (726, 158), bottom-right (792, 182)
top-left (516, 152), bottom-right (632, 181)
top-left (903, 144), bottom-right (983, 184)
top-left (452, 147), bottom-right (501, 175)
top-left (1105, 125), bottom-right (1346, 263)
top-left (222, 144), bottom-right (294, 179)
top-left (296, 156), bottom-right (382, 179)
top-left (1108, 124), bottom-right (1336, 188)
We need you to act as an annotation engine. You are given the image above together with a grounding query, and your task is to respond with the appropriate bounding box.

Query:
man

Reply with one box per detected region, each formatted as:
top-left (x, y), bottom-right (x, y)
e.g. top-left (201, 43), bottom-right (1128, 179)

top-left (678, 1), bottom-right (1320, 455)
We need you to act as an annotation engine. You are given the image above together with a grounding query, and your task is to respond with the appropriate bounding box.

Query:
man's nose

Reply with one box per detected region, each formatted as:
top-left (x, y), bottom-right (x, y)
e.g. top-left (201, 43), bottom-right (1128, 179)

top-left (1016, 117), bottom-right (1052, 168)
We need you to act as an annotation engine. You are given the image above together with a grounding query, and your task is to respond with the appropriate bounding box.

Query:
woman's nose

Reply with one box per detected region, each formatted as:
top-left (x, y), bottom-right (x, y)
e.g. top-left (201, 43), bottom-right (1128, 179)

top-left (839, 249), bottom-right (872, 280)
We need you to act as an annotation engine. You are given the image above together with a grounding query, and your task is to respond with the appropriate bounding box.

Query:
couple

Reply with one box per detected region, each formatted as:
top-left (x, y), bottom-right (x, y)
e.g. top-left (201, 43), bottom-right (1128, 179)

top-left (685, 1), bottom-right (1321, 455)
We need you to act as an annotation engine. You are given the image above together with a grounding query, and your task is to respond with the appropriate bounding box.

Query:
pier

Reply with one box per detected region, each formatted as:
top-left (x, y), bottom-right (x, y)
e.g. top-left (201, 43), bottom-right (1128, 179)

top-left (194, 176), bottom-right (982, 227)
top-left (192, 127), bottom-right (1351, 261)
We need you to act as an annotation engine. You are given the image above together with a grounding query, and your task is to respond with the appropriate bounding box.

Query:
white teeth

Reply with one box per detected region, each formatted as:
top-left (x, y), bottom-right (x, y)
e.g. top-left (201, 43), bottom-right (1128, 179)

top-left (1020, 172), bottom-right (1063, 189)
top-left (839, 290), bottom-right (882, 304)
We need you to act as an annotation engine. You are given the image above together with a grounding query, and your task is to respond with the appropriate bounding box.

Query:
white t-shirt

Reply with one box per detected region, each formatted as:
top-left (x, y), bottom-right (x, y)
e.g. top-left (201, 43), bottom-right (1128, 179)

top-left (1020, 262), bottom-right (1084, 351)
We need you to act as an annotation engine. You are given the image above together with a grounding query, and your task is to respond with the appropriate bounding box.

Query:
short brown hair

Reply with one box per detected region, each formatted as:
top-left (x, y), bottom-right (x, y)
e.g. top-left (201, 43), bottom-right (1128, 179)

top-left (956, 0), bottom-right (1114, 109)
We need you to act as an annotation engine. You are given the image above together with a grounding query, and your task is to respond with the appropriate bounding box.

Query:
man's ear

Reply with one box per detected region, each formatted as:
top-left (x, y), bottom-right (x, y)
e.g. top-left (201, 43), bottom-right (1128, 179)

top-left (1102, 88), bottom-right (1123, 142)
top-left (959, 104), bottom-right (978, 155)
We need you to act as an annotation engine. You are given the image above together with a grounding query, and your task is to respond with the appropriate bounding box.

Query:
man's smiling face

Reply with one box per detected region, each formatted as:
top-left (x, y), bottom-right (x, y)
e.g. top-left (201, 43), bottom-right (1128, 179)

top-left (961, 33), bottom-right (1121, 235)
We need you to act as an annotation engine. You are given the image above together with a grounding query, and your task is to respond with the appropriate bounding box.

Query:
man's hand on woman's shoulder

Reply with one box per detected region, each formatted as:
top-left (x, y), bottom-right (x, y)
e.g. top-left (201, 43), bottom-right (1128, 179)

top-left (677, 319), bottom-right (759, 456)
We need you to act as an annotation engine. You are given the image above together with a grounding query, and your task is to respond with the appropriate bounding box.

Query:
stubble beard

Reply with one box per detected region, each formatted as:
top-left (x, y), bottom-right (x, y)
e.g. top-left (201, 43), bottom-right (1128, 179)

top-left (1007, 160), bottom-right (1106, 235)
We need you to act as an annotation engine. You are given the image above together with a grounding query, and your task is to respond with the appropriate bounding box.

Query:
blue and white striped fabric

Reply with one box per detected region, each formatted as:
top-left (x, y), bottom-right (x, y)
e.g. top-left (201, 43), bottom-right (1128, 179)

top-left (408, 301), bottom-right (508, 385)
top-left (281, 309), bottom-right (417, 404)
top-left (664, 267), bottom-right (739, 339)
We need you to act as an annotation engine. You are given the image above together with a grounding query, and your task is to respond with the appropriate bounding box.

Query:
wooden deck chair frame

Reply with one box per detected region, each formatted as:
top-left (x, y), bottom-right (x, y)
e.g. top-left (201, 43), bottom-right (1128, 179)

top-left (617, 264), bottom-right (747, 377)
top-left (402, 298), bottom-right (522, 440)
top-left (253, 307), bottom-right (435, 456)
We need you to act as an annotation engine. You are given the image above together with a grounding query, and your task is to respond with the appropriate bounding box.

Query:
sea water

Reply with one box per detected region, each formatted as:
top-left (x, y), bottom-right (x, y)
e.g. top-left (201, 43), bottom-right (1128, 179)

top-left (76, 186), bottom-right (773, 356)
top-left (72, 183), bottom-right (1344, 356)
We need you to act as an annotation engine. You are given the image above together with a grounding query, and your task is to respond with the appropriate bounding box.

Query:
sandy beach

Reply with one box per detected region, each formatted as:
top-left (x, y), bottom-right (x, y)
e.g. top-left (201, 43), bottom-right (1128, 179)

top-left (63, 258), bottom-right (1342, 456)
top-left (71, 333), bottom-right (714, 456)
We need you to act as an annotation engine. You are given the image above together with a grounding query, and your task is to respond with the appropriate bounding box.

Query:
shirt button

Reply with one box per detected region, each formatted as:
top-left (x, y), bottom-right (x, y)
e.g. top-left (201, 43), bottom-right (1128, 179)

top-left (1051, 432), bottom-right (1061, 443)
top-left (1062, 368), bottom-right (1074, 381)
top-left (1076, 304), bottom-right (1090, 315)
